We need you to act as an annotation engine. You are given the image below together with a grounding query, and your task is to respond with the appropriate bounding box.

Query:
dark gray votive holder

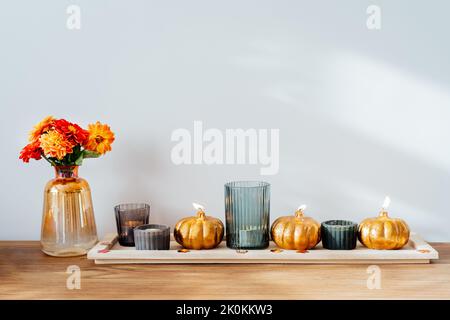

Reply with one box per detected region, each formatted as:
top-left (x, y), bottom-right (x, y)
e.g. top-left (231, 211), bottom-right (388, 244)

top-left (321, 220), bottom-right (358, 250)
top-left (134, 224), bottom-right (170, 250)
top-left (115, 203), bottom-right (150, 247)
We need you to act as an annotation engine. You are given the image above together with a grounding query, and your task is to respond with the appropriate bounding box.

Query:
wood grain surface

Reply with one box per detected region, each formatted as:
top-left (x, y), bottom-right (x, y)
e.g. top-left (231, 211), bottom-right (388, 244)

top-left (1, 241), bottom-right (449, 299)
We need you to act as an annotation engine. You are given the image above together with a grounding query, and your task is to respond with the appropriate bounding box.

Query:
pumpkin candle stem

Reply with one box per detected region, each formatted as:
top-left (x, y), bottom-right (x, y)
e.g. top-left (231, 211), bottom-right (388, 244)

top-left (380, 196), bottom-right (390, 217)
top-left (192, 202), bottom-right (206, 219)
top-left (379, 209), bottom-right (389, 217)
top-left (295, 205), bottom-right (307, 219)
top-left (197, 210), bottom-right (206, 219)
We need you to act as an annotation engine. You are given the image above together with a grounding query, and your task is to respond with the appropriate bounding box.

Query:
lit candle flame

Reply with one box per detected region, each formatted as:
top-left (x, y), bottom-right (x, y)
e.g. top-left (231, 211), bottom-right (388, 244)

top-left (192, 202), bottom-right (205, 212)
top-left (297, 204), bottom-right (307, 212)
top-left (382, 196), bottom-right (391, 210)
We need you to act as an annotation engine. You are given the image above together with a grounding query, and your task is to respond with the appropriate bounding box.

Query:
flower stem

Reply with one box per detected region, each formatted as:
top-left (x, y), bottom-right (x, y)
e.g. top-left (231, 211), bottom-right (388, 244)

top-left (41, 153), bottom-right (56, 166)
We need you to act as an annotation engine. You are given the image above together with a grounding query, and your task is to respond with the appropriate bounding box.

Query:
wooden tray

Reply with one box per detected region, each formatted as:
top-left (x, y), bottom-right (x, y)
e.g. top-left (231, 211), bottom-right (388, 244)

top-left (87, 233), bottom-right (438, 264)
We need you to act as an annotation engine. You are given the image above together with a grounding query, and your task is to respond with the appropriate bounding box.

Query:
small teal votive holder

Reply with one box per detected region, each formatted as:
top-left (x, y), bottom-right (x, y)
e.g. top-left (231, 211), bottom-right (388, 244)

top-left (321, 220), bottom-right (358, 250)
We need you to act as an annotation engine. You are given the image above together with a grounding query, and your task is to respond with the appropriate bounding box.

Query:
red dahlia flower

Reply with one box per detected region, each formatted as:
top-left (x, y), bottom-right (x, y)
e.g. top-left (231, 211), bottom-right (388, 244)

top-left (53, 119), bottom-right (89, 145)
top-left (19, 140), bottom-right (42, 163)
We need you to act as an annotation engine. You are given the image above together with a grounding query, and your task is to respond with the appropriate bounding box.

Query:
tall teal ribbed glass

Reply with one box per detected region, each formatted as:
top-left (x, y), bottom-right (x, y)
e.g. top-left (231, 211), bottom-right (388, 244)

top-left (224, 181), bottom-right (270, 249)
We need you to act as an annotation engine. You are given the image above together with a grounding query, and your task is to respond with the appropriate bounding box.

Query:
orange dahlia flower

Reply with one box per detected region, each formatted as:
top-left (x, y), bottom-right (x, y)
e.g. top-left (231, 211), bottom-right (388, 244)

top-left (54, 119), bottom-right (89, 145)
top-left (19, 140), bottom-right (43, 163)
top-left (84, 122), bottom-right (115, 155)
top-left (28, 116), bottom-right (55, 142)
top-left (39, 130), bottom-right (74, 160)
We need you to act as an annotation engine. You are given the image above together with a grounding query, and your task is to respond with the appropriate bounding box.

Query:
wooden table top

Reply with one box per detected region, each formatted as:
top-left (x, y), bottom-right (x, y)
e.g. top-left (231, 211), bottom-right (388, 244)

top-left (1, 241), bottom-right (449, 300)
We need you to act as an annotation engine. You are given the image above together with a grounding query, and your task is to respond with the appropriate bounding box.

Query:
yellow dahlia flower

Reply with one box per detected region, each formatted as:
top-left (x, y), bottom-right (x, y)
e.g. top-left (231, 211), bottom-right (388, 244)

top-left (84, 122), bottom-right (115, 155)
top-left (39, 130), bottom-right (74, 160)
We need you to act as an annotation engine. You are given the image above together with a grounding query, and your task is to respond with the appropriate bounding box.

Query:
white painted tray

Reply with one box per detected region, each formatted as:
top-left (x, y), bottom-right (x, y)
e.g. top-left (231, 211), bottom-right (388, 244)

top-left (87, 233), bottom-right (439, 264)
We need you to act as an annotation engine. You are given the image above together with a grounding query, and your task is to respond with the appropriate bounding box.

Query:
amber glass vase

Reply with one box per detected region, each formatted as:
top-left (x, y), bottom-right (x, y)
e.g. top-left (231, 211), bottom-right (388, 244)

top-left (40, 166), bottom-right (98, 257)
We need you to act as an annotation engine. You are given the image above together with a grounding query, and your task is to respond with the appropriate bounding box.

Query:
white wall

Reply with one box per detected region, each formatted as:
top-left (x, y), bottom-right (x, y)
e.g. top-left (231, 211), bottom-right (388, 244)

top-left (1, 0), bottom-right (449, 241)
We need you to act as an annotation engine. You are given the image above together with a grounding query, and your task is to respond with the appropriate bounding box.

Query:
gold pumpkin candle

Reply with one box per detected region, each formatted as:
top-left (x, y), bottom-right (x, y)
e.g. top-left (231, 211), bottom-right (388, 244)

top-left (358, 196), bottom-right (410, 250)
top-left (271, 205), bottom-right (321, 250)
top-left (174, 203), bottom-right (224, 250)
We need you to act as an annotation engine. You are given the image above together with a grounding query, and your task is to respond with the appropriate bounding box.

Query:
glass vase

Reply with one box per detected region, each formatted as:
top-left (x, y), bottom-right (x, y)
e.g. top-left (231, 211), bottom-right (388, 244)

top-left (40, 166), bottom-right (98, 257)
top-left (224, 181), bottom-right (270, 249)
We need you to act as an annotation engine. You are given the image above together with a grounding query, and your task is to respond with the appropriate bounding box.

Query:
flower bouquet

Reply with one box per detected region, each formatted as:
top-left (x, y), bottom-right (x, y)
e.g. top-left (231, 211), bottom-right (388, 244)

top-left (20, 116), bottom-right (115, 257)
top-left (20, 116), bottom-right (114, 165)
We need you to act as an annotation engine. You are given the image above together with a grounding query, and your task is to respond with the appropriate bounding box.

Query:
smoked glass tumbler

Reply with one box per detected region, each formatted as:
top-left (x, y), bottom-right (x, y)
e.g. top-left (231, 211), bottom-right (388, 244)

top-left (224, 181), bottom-right (270, 249)
top-left (115, 203), bottom-right (150, 246)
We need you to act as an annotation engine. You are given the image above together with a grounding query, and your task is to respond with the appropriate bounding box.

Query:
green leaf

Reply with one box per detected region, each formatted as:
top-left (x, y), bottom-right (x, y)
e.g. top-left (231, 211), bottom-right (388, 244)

top-left (74, 153), bottom-right (84, 166)
top-left (82, 150), bottom-right (101, 159)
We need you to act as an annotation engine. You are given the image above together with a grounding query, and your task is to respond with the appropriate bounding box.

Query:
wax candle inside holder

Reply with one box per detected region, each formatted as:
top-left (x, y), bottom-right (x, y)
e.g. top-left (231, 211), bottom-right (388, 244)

top-left (238, 228), bottom-right (265, 249)
top-left (114, 203), bottom-right (150, 247)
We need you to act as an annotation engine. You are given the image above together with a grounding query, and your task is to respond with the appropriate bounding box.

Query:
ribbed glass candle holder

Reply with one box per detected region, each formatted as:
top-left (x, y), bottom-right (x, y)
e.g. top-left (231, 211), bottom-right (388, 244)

top-left (115, 203), bottom-right (150, 247)
top-left (224, 181), bottom-right (270, 249)
top-left (321, 220), bottom-right (358, 250)
top-left (134, 224), bottom-right (170, 250)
